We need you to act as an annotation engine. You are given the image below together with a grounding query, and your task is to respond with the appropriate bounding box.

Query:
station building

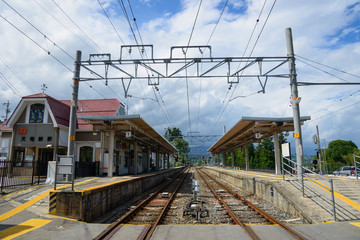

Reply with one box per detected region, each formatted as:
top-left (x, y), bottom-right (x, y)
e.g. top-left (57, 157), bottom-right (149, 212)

top-left (0, 93), bottom-right (176, 177)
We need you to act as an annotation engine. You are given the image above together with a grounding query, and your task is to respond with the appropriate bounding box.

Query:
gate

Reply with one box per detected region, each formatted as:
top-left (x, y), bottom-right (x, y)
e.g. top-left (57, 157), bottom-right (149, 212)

top-left (0, 160), bottom-right (46, 193)
top-left (75, 162), bottom-right (96, 178)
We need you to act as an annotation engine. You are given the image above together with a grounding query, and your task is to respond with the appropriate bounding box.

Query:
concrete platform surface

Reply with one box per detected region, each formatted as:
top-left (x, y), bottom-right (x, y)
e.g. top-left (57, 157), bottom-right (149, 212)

top-left (211, 167), bottom-right (360, 223)
top-left (1, 168), bottom-right (360, 239)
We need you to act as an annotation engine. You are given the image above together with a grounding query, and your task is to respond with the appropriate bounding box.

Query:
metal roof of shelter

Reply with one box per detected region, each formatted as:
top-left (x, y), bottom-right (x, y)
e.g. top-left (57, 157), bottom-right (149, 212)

top-left (208, 116), bottom-right (311, 154)
top-left (77, 114), bottom-right (177, 153)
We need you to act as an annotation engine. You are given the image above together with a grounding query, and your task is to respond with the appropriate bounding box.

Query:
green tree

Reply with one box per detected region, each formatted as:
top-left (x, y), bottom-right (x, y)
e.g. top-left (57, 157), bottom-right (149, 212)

top-left (164, 127), bottom-right (190, 163)
top-left (326, 140), bottom-right (358, 164)
top-left (255, 137), bottom-right (275, 169)
top-left (252, 133), bottom-right (288, 170)
top-left (164, 127), bottom-right (182, 142)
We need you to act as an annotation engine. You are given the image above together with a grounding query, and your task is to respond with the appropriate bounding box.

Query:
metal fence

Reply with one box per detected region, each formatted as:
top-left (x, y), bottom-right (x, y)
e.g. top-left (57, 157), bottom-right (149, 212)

top-left (75, 162), bottom-right (96, 178)
top-left (282, 156), bottom-right (337, 221)
top-left (0, 160), bottom-right (47, 193)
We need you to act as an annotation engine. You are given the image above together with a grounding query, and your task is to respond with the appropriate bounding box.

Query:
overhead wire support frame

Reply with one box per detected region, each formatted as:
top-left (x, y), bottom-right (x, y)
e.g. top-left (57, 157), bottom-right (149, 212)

top-left (79, 45), bottom-right (292, 85)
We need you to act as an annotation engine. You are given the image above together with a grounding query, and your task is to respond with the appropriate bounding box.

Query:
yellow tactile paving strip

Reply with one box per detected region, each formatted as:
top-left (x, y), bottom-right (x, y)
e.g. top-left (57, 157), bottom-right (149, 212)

top-left (224, 168), bottom-right (360, 211)
top-left (0, 219), bottom-right (51, 240)
top-left (225, 168), bottom-right (285, 180)
top-left (0, 178), bottom-right (97, 222)
top-left (306, 177), bottom-right (360, 211)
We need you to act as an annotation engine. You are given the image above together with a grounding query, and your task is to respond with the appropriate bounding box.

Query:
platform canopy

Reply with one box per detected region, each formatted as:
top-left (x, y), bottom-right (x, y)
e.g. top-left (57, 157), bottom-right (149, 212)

top-left (208, 116), bottom-right (311, 154)
top-left (77, 114), bottom-right (177, 153)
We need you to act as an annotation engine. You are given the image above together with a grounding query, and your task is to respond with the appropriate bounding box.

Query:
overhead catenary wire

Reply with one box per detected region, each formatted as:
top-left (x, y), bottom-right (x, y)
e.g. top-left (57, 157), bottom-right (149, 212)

top-left (118, 0), bottom-right (141, 48)
top-left (106, 0), bottom-right (157, 115)
top-left (126, 0), bottom-right (173, 126)
top-left (0, 16), bottom-right (112, 100)
top-left (97, 0), bottom-right (126, 45)
top-left (185, 0), bottom-right (203, 53)
top-left (2, 0), bottom-right (74, 60)
top-left (0, 14), bottom-right (72, 72)
top-left (209, 0), bottom-right (269, 134)
top-left (126, 0), bottom-right (146, 50)
top-left (296, 55), bottom-right (360, 79)
top-left (0, 54), bottom-right (36, 93)
top-left (118, 0), bottom-right (174, 127)
top-left (32, 0), bottom-right (98, 53)
top-left (204, 0), bottom-right (228, 46)
top-left (311, 100), bottom-right (360, 122)
top-left (96, 0), bottom-right (132, 103)
top-left (197, 0), bottom-right (228, 133)
top-left (296, 58), bottom-right (351, 83)
top-left (0, 3), bottom-right (120, 100)
top-left (184, 0), bottom-right (203, 134)
top-left (0, 72), bottom-right (22, 97)
top-left (209, 0), bottom-right (277, 135)
top-left (309, 88), bottom-right (360, 116)
top-left (51, 0), bottom-right (104, 53)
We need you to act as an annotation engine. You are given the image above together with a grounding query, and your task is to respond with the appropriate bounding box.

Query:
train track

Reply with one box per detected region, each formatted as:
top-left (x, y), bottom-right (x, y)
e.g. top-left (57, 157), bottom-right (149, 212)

top-left (94, 167), bottom-right (306, 239)
top-left (195, 167), bottom-right (306, 240)
top-left (94, 167), bottom-right (190, 240)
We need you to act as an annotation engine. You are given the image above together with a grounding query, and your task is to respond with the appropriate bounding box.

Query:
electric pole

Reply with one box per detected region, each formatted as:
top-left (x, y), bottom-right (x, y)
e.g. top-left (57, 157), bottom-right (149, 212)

top-left (67, 50), bottom-right (81, 190)
top-left (3, 100), bottom-right (10, 121)
top-left (41, 84), bottom-right (48, 93)
top-left (286, 28), bottom-right (304, 178)
top-left (316, 125), bottom-right (322, 175)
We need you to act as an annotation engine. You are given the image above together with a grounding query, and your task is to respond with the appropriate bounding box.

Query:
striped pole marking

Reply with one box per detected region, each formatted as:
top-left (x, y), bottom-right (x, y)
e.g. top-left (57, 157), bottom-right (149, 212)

top-left (49, 191), bottom-right (57, 214)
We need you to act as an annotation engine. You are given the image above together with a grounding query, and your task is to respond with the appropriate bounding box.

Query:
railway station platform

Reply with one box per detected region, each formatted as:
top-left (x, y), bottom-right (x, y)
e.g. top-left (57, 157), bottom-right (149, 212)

top-left (0, 168), bottom-right (182, 238)
top-left (204, 166), bottom-right (360, 224)
top-left (0, 166), bottom-right (360, 239)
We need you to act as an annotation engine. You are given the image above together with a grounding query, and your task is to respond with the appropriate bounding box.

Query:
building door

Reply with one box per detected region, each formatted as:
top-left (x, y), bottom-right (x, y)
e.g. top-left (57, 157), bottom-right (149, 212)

top-left (76, 146), bottom-right (95, 177)
top-left (38, 148), bottom-right (53, 176)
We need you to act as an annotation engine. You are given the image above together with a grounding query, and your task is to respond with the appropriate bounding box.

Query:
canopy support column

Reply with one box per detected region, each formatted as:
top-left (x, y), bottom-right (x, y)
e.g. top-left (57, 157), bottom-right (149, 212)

top-left (245, 144), bottom-right (249, 171)
top-left (273, 132), bottom-right (281, 175)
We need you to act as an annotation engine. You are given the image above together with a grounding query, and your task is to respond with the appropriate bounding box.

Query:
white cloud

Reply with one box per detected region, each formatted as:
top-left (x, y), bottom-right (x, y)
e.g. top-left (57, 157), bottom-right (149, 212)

top-left (0, 0), bottom-right (359, 154)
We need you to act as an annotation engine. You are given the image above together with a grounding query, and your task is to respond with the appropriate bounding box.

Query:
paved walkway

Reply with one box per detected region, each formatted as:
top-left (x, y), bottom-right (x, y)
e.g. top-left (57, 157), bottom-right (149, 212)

top-left (0, 174), bottom-right (146, 239)
top-left (221, 167), bottom-right (360, 222)
top-left (0, 169), bottom-right (360, 239)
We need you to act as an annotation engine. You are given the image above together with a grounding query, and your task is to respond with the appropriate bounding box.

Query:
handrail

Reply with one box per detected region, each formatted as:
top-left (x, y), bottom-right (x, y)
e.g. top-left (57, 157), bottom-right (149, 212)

top-left (354, 154), bottom-right (360, 180)
top-left (282, 156), bottom-right (337, 221)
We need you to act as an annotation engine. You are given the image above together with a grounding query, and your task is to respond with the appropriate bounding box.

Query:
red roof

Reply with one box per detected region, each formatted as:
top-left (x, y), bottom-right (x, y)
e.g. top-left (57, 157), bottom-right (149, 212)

top-left (3, 93), bottom-right (122, 130)
top-left (61, 99), bottom-right (121, 129)
top-left (0, 119), bottom-right (11, 131)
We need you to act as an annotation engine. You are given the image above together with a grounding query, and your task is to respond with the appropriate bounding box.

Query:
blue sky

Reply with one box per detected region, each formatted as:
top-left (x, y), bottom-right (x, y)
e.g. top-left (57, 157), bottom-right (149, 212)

top-left (326, 3), bottom-right (360, 48)
top-left (0, 0), bottom-right (360, 156)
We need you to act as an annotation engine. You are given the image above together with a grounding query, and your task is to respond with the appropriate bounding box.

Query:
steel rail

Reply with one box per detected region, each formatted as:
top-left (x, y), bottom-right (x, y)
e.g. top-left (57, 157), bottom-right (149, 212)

top-left (199, 168), bottom-right (306, 240)
top-left (94, 167), bottom-right (190, 240)
top-left (195, 168), bottom-right (260, 240)
top-left (144, 167), bottom-right (190, 240)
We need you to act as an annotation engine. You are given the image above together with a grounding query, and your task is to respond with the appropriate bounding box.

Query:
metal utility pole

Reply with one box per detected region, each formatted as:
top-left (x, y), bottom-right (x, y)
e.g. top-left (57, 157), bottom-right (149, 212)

top-left (68, 50), bottom-right (81, 155)
top-left (316, 125), bottom-right (323, 175)
top-left (67, 50), bottom-right (81, 190)
top-left (286, 28), bottom-right (304, 178)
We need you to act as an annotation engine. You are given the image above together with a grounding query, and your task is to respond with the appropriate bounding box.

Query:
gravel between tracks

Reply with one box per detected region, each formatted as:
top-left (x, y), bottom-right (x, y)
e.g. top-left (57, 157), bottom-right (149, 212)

top-left (102, 167), bottom-right (305, 225)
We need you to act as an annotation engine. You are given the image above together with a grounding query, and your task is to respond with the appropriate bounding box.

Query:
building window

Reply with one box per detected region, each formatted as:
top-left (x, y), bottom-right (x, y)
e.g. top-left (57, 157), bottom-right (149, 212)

top-left (29, 104), bottom-right (45, 123)
top-left (14, 147), bottom-right (25, 166)
top-left (79, 146), bottom-right (93, 163)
